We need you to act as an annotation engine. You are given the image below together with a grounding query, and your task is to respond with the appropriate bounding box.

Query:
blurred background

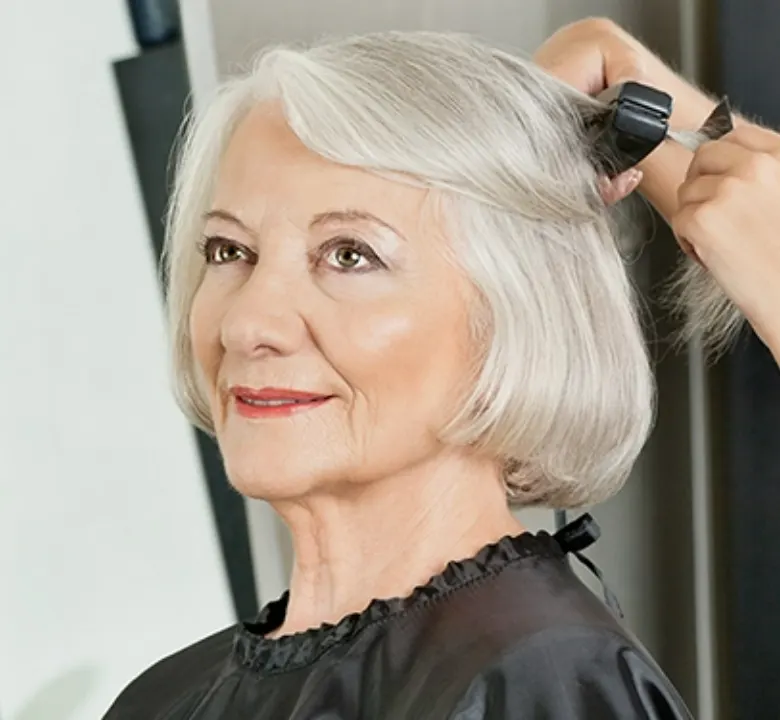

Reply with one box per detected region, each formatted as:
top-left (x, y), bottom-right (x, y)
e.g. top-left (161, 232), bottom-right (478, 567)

top-left (1, 1), bottom-right (779, 718)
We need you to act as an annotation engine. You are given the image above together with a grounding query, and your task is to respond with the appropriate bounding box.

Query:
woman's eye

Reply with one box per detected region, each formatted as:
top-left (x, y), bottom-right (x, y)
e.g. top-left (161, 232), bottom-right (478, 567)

top-left (323, 240), bottom-right (384, 272)
top-left (199, 237), bottom-right (253, 265)
top-left (330, 245), bottom-right (367, 270)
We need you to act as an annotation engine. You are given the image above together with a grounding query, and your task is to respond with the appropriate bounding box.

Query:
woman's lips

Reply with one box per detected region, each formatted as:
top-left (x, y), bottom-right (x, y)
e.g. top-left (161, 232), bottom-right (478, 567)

top-left (230, 386), bottom-right (333, 419)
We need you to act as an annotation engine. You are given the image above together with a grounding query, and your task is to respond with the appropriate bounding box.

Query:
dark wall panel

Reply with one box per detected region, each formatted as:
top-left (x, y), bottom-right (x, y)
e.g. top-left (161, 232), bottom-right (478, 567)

top-left (715, 2), bottom-right (780, 716)
top-left (114, 43), bottom-right (258, 620)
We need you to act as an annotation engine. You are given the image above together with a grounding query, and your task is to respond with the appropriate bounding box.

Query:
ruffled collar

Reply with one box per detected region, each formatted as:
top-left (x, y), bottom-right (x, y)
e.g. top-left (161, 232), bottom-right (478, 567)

top-left (232, 530), bottom-right (564, 676)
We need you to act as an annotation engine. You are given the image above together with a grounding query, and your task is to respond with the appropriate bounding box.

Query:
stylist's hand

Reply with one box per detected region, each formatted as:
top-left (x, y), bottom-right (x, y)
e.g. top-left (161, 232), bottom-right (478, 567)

top-left (534, 17), bottom-right (650, 97)
top-left (537, 18), bottom-right (780, 360)
top-left (674, 125), bottom-right (780, 356)
top-left (534, 18), bottom-right (713, 204)
top-left (535, 18), bottom-right (649, 203)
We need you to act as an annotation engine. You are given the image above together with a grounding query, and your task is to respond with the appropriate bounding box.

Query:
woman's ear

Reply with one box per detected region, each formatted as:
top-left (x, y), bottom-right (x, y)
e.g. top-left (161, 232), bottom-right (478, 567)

top-left (598, 169), bottom-right (643, 205)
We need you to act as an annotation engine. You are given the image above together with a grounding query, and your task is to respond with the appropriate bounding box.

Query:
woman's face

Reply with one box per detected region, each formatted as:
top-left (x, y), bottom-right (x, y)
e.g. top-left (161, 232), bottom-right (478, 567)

top-left (191, 105), bottom-right (478, 500)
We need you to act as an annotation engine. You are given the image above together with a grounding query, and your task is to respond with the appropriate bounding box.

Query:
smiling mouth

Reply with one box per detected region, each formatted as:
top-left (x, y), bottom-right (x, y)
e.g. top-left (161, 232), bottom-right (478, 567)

top-left (241, 397), bottom-right (317, 407)
top-left (230, 388), bottom-right (333, 418)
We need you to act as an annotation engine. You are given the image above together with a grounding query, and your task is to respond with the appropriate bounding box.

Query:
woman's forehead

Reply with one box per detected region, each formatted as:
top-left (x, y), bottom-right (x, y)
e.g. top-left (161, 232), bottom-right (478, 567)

top-left (212, 104), bottom-right (439, 237)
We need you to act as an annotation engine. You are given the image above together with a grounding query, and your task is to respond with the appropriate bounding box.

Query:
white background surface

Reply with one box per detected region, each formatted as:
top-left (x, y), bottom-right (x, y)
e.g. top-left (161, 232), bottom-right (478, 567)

top-left (0, 3), bottom-right (233, 718)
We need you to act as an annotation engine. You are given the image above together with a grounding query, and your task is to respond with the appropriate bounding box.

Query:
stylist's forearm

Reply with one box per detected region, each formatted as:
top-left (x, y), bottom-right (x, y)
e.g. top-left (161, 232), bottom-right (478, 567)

top-left (634, 64), bottom-right (750, 221)
top-left (635, 143), bottom-right (693, 221)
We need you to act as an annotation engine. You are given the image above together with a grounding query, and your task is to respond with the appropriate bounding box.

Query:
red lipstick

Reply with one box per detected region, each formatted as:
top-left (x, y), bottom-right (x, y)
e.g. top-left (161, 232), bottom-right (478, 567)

top-left (230, 386), bottom-right (332, 419)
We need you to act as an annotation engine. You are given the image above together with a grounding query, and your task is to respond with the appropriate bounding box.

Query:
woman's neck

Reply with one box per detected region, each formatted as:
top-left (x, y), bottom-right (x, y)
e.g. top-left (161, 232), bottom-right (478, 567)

top-left (270, 451), bottom-right (524, 637)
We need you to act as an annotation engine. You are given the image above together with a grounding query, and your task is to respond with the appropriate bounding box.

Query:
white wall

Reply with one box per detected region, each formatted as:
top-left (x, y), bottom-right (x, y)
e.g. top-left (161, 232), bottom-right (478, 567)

top-left (206, 0), bottom-right (653, 78)
top-left (0, 3), bottom-right (234, 719)
top-left (210, 0), bottom-right (548, 77)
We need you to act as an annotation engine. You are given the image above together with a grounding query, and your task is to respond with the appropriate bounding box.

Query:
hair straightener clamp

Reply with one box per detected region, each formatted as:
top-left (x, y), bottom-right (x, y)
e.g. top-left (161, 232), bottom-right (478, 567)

top-left (593, 81), bottom-right (674, 177)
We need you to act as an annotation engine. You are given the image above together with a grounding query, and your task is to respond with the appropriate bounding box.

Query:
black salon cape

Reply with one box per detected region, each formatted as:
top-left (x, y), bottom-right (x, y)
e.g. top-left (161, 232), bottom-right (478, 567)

top-left (103, 528), bottom-right (691, 719)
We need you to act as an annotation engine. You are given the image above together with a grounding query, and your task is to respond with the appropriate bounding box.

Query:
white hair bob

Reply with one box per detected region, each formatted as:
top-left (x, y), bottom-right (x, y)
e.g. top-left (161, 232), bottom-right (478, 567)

top-left (164, 31), bottom-right (719, 508)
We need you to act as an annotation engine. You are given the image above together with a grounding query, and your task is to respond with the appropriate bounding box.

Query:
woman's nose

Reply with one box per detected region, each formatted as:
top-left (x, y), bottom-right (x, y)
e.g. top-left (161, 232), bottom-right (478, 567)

top-left (219, 263), bottom-right (308, 359)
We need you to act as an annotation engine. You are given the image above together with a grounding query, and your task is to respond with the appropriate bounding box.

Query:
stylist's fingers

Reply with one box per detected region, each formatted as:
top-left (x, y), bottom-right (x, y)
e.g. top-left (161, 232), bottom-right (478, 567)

top-left (686, 136), bottom-right (774, 180)
top-left (674, 174), bottom-right (728, 262)
top-left (671, 199), bottom-right (719, 264)
top-left (673, 175), bottom-right (720, 261)
top-left (686, 139), bottom-right (747, 179)
top-left (599, 169), bottom-right (643, 205)
top-left (689, 136), bottom-right (780, 190)
top-left (534, 42), bottom-right (604, 93)
top-left (676, 128), bottom-right (780, 268)
top-left (534, 18), bottom-right (647, 95)
top-left (600, 44), bottom-right (648, 89)
top-left (677, 175), bottom-right (721, 207)
top-left (688, 126), bottom-right (780, 179)
top-left (722, 123), bottom-right (780, 153)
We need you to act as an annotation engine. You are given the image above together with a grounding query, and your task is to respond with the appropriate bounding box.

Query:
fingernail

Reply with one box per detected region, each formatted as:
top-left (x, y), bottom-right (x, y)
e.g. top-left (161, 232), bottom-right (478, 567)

top-left (625, 169), bottom-right (643, 192)
top-left (620, 169), bottom-right (643, 196)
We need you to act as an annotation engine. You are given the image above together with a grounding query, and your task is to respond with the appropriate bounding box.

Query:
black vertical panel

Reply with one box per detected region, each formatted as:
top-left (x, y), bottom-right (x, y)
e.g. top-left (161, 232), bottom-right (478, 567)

top-left (724, 335), bottom-right (780, 717)
top-left (715, 2), bottom-right (780, 717)
top-left (114, 43), bottom-right (258, 620)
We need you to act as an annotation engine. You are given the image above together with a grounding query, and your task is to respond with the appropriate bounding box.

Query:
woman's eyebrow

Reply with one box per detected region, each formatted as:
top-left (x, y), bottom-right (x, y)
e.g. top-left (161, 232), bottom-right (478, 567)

top-left (309, 209), bottom-right (407, 241)
top-left (202, 209), bottom-right (259, 240)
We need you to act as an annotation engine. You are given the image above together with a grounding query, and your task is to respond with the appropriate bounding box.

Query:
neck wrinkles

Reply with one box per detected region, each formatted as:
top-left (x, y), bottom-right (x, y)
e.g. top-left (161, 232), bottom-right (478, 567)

top-left (268, 451), bottom-right (523, 637)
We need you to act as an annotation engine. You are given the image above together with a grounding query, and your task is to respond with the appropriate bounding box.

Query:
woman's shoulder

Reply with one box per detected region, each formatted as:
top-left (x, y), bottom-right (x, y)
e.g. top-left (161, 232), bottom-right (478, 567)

top-left (419, 528), bottom-right (627, 642)
top-left (448, 624), bottom-right (692, 719)
top-left (406, 529), bottom-right (692, 717)
top-left (101, 623), bottom-right (236, 719)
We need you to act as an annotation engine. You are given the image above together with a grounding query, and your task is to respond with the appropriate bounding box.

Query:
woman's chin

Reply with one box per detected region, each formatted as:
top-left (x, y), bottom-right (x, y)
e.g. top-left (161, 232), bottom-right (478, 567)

top-left (226, 470), bottom-right (301, 501)
top-left (222, 456), bottom-right (329, 501)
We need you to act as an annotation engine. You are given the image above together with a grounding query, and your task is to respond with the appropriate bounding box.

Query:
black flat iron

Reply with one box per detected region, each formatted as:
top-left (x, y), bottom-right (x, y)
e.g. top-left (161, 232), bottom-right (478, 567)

top-left (592, 81), bottom-right (673, 177)
top-left (591, 80), bottom-right (735, 177)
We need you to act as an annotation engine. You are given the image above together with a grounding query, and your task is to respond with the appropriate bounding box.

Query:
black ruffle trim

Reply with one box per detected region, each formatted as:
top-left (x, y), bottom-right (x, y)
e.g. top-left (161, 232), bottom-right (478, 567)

top-left (232, 530), bottom-right (563, 676)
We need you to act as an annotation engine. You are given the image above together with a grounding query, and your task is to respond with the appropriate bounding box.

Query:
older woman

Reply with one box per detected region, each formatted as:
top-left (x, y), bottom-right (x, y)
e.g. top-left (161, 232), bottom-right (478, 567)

top-left (104, 31), bottom-right (692, 719)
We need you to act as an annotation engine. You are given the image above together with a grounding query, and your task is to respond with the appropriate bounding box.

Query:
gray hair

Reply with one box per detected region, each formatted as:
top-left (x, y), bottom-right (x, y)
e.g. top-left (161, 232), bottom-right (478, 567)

top-left (164, 31), bottom-right (731, 508)
top-left (664, 115), bottom-right (745, 355)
